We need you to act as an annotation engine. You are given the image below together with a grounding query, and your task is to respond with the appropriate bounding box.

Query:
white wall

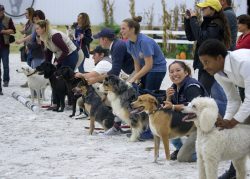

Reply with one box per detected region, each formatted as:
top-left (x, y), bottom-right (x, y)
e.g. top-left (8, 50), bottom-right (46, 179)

top-left (3, 0), bottom-right (248, 25)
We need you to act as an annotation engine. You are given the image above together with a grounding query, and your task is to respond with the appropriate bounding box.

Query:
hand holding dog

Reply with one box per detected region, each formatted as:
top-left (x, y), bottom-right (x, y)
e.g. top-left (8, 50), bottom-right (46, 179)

top-left (216, 118), bottom-right (239, 129)
top-left (74, 72), bottom-right (83, 79)
top-left (163, 101), bottom-right (173, 109)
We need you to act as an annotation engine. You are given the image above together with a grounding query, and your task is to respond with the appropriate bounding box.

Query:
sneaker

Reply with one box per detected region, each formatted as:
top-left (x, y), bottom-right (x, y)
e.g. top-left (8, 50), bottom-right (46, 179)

top-left (103, 126), bottom-right (121, 136)
top-left (72, 113), bottom-right (88, 119)
top-left (20, 82), bottom-right (28, 88)
top-left (3, 81), bottom-right (8, 87)
top-left (170, 150), bottom-right (179, 160)
top-left (0, 91), bottom-right (3, 95)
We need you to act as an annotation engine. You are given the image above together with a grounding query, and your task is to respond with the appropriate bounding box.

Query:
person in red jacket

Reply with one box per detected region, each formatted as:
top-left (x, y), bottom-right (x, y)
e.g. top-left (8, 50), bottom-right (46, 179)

top-left (236, 14), bottom-right (250, 49)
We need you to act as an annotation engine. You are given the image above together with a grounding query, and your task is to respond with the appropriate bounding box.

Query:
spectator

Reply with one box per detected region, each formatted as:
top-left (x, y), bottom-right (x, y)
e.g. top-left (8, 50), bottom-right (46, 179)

top-left (184, 0), bottom-right (231, 116)
top-left (236, 14), bottom-right (250, 50)
top-left (73, 12), bottom-right (93, 73)
top-left (120, 16), bottom-right (166, 140)
top-left (163, 61), bottom-right (208, 162)
top-left (0, 4), bottom-right (16, 87)
top-left (16, 7), bottom-right (35, 67)
top-left (75, 45), bottom-right (111, 84)
top-left (220, 0), bottom-right (238, 50)
top-left (36, 19), bottom-right (78, 70)
top-left (198, 39), bottom-right (250, 179)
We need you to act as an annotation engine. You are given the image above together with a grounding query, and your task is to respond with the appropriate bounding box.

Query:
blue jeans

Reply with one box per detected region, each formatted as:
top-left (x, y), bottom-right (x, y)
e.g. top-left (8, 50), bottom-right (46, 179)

top-left (140, 72), bottom-right (166, 90)
top-left (31, 58), bottom-right (44, 69)
top-left (78, 57), bottom-right (85, 73)
top-left (171, 138), bottom-right (183, 150)
top-left (0, 47), bottom-right (10, 82)
top-left (211, 81), bottom-right (227, 117)
top-left (60, 50), bottom-right (78, 71)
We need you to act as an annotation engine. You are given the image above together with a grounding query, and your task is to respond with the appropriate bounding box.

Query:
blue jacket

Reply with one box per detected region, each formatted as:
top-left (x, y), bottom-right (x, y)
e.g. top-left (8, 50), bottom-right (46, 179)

top-left (108, 39), bottom-right (134, 76)
top-left (171, 76), bottom-right (208, 105)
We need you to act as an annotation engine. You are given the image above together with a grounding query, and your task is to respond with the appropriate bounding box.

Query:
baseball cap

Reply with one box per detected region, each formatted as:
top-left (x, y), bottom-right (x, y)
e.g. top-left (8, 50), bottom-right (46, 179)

top-left (197, 0), bottom-right (222, 12)
top-left (90, 45), bottom-right (109, 56)
top-left (93, 28), bottom-right (115, 39)
top-left (0, 5), bottom-right (5, 11)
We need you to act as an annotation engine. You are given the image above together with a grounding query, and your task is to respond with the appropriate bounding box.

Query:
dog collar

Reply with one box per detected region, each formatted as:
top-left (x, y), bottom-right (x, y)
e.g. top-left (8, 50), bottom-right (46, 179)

top-left (27, 70), bottom-right (37, 77)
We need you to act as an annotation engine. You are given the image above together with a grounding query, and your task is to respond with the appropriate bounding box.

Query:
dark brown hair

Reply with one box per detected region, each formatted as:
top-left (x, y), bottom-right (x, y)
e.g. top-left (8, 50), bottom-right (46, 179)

top-left (78, 12), bottom-right (91, 29)
top-left (26, 7), bottom-right (34, 20)
top-left (237, 14), bottom-right (250, 29)
top-left (212, 9), bottom-right (232, 49)
top-left (122, 16), bottom-right (142, 34)
top-left (169, 61), bottom-right (192, 76)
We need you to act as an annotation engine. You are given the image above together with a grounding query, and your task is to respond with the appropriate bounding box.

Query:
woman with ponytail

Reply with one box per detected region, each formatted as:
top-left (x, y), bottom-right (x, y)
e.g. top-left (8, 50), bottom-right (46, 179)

top-left (35, 19), bottom-right (78, 70)
top-left (121, 16), bottom-right (167, 140)
top-left (121, 16), bottom-right (166, 91)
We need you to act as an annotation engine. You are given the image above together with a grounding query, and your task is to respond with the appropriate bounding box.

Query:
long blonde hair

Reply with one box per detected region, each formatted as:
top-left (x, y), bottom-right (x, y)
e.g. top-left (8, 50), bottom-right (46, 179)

top-left (36, 19), bottom-right (51, 45)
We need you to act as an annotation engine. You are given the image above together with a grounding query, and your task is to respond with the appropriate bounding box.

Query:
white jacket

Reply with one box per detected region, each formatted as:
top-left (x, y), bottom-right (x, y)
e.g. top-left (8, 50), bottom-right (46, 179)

top-left (215, 49), bottom-right (250, 123)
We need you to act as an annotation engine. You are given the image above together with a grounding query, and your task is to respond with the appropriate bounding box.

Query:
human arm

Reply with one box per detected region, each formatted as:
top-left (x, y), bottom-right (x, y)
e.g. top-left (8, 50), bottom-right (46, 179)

top-left (0, 18), bottom-right (16, 35)
top-left (128, 56), bottom-right (153, 83)
top-left (189, 17), bottom-right (223, 43)
top-left (51, 33), bottom-right (70, 64)
top-left (163, 85), bottom-right (204, 112)
top-left (82, 28), bottom-right (93, 46)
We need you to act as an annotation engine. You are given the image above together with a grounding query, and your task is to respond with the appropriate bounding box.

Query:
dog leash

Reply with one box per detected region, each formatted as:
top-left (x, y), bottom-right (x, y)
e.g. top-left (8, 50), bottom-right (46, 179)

top-left (27, 70), bottom-right (38, 77)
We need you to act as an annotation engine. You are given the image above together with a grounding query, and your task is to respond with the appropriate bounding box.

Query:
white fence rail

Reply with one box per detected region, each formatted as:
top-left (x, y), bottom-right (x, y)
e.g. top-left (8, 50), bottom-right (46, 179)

top-left (141, 30), bottom-right (242, 45)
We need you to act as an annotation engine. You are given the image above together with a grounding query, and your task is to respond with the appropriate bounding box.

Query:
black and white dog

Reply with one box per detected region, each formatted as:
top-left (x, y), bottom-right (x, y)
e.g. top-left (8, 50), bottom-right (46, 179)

top-left (98, 75), bottom-right (149, 141)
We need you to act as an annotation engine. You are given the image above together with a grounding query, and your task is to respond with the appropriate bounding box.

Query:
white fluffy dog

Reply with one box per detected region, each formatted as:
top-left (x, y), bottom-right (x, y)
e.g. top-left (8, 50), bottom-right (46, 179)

top-left (16, 66), bottom-right (49, 106)
top-left (182, 97), bottom-right (250, 179)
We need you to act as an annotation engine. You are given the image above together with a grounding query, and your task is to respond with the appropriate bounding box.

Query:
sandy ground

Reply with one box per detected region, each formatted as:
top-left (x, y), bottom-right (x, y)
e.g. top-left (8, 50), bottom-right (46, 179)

top-left (0, 54), bottom-right (249, 179)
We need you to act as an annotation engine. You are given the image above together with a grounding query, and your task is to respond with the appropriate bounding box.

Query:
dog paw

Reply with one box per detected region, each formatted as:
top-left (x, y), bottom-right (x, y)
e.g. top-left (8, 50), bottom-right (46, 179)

top-left (69, 114), bottom-right (74, 118)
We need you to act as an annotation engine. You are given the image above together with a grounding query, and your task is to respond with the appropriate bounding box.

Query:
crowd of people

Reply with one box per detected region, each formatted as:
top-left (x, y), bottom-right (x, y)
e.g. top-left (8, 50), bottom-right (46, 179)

top-left (0, 0), bottom-right (250, 178)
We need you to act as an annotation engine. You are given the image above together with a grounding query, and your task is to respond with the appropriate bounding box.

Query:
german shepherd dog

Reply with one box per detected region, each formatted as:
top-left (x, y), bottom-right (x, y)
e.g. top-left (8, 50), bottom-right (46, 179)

top-left (131, 94), bottom-right (195, 162)
top-left (74, 80), bottom-right (115, 134)
top-left (36, 62), bottom-right (67, 112)
top-left (54, 66), bottom-right (88, 118)
top-left (98, 75), bottom-right (149, 141)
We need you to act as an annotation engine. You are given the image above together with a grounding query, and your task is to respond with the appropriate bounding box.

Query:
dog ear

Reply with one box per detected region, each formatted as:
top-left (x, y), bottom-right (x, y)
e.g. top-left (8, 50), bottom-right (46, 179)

top-left (199, 108), bottom-right (218, 133)
top-left (148, 95), bottom-right (158, 107)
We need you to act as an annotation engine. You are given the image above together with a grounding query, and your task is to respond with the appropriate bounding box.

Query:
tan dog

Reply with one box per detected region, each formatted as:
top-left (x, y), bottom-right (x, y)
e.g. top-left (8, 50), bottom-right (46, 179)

top-left (131, 94), bottom-right (195, 162)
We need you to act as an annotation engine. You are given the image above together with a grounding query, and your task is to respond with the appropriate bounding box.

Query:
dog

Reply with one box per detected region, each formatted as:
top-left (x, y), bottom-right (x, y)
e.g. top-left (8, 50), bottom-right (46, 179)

top-left (182, 97), bottom-right (250, 179)
top-left (73, 80), bottom-right (114, 134)
top-left (54, 66), bottom-right (88, 118)
top-left (36, 62), bottom-right (68, 112)
top-left (130, 94), bottom-right (195, 162)
top-left (16, 66), bottom-right (49, 106)
top-left (98, 75), bottom-right (149, 142)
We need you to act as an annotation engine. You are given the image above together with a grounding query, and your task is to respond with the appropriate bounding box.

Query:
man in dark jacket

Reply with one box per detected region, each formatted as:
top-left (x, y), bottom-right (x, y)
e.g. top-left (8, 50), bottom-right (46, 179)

top-left (93, 28), bottom-right (134, 76)
top-left (93, 28), bottom-right (134, 135)
top-left (0, 5), bottom-right (16, 87)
